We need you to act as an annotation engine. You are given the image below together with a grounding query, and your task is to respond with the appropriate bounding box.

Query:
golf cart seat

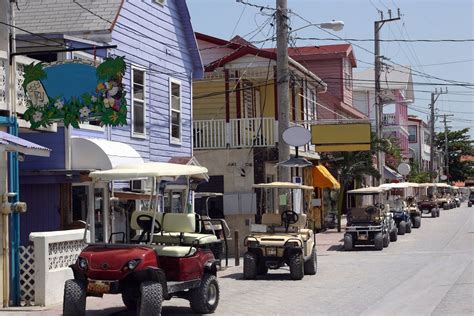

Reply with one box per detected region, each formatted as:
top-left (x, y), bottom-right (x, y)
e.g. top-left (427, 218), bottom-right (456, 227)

top-left (152, 213), bottom-right (219, 246)
top-left (261, 213), bottom-right (282, 226)
top-left (153, 245), bottom-right (197, 257)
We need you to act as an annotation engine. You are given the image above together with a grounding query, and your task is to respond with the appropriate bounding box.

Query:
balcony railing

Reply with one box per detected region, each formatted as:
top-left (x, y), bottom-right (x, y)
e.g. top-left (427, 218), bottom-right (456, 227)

top-left (193, 117), bottom-right (278, 149)
top-left (382, 113), bottom-right (397, 125)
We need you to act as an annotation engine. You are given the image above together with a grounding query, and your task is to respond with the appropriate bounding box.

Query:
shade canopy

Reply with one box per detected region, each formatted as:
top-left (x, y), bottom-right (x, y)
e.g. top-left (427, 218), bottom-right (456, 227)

top-left (253, 182), bottom-right (314, 190)
top-left (90, 162), bottom-right (208, 181)
top-left (380, 182), bottom-right (410, 189)
top-left (71, 137), bottom-right (143, 170)
top-left (347, 187), bottom-right (390, 194)
top-left (312, 165), bottom-right (340, 189)
top-left (0, 131), bottom-right (50, 157)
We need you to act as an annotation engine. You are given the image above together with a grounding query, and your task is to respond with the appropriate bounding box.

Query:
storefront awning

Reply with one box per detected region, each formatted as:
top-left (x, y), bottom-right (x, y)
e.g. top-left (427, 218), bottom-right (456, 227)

top-left (312, 165), bottom-right (340, 189)
top-left (0, 131), bottom-right (51, 157)
top-left (71, 137), bottom-right (143, 170)
top-left (384, 165), bottom-right (403, 180)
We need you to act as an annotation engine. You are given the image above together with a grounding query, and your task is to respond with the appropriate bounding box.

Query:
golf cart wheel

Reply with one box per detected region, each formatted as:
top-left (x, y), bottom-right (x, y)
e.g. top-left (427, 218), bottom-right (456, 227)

top-left (468, 201), bottom-right (472, 207)
top-left (383, 233), bottom-right (389, 248)
top-left (189, 273), bottom-right (220, 314)
top-left (390, 228), bottom-right (398, 242)
top-left (413, 216), bottom-right (421, 228)
top-left (257, 260), bottom-right (268, 275)
top-left (443, 204), bottom-right (449, 210)
top-left (431, 209), bottom-right (437, 218)
top-left (343, 233), bottom-right (353, 251)
top-left (63, 279), bottom-right (86, 316)
top-left (406, 221), bottom-right (412, 234)
top-left (289, 252), bottom-right (304, 280)
top-left (304, 247), bottom-right (317, 275)
top-left (398, 221), bottom-right (406, 235)
top-left (374, 232), bottom-right (383, 251)
top-left (122, 286), bottom-right (139, 311)
top-left (437, 209), bottom-right (441, 217)
top-left (243, 252), bottom-right (258, 279)
top-left (137, 281), bottom-right (162, 316)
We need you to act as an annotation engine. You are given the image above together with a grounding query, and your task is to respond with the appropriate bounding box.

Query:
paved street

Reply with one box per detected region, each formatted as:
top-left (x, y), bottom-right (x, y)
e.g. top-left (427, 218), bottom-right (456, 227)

top-left (3, 204), bottom-right (473, 316)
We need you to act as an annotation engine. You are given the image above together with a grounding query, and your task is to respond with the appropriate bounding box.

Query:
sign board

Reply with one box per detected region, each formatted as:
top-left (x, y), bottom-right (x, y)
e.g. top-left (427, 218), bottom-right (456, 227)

top-left (397, 163), bottom-right (411, 176)
top-left (311, 123), bottom-right (371, 152)
top-left (23, 57), bottom-right (127, 128)
top-left (282, 126), bottom-right (311, 147)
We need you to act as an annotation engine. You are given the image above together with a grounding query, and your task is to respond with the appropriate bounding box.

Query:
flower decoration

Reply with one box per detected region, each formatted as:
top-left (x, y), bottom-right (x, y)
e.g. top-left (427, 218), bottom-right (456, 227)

top-left (32, 111), bottom-right (43, 122)
top-left (79, 107), bottom-right (91, 118)
top-left (54, 98), bottom-right (64, 110)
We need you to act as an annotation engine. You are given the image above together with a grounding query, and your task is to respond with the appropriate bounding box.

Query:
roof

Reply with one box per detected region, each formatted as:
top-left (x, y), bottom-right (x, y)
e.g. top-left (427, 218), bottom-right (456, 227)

top-left (384, 165), bottom-right (403, 180)
top-left (0, 131), bottom-right (51, 157)
top-left (347, 187), bottom-right (390, 194)
top-left (15, 0), bottom-right (123, 35)
top-left (252, 182), bottom-right (314, 190)
top-left (90, 162), bottom-right (208, 181)
top-left (286, 44), bottom-right (357, 67)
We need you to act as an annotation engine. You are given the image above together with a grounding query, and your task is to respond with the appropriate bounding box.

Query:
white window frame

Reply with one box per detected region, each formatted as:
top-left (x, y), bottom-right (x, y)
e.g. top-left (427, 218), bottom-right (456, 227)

top-left (169, 78), bottom-right (182, 144)
top-left (131, 65), bottom-right (146, 139)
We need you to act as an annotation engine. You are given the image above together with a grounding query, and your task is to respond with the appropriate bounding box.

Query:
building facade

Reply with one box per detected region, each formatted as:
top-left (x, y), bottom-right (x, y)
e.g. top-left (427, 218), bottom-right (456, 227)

top-left (408, 115), bottom-right (431, 172)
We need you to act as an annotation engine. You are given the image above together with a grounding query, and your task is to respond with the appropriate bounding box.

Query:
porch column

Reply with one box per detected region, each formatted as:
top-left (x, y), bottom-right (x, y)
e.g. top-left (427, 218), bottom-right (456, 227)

top-left (235, 71), bottom-right (241, 145)
top-left (224, 69), bottom-right (231, 146)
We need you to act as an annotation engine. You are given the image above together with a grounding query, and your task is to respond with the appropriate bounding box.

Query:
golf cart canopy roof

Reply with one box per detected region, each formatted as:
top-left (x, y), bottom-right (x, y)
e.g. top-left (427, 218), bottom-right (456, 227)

top-left (252, 182), bottom-right (314, 190)
top-left (347, 187), bottom-right (390, 194)
top-left (419, 183), bottom-right (436, 187)
top-left (434, 183), bottom-right (450, 188)
top-left (89, 162), bottom-right (208, 181)
top-left (405, 182), bottom-right (422, 188)
top-left (194, 192), bottom-right (224, 198)
top-left (379, 182), bottom-right (410, 189)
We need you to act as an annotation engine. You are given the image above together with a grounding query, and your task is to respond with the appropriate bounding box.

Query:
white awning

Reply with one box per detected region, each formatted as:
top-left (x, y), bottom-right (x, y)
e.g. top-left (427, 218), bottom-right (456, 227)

top-left (71, 137), bottom-right (143, 170)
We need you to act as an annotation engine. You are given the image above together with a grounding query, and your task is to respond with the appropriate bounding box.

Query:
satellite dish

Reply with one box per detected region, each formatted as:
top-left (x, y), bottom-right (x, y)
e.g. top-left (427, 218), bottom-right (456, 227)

top-left (282, 126), bottom-right (311, 147)
top-left (397, 163), bottom-right (411, 176)
top-left (440, 175), bottom-right (448, 181)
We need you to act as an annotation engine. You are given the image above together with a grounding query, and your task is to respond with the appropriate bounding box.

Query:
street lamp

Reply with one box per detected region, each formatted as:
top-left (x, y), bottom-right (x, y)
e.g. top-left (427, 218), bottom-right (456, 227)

top-left (291, 20), bottom-right (345, 33)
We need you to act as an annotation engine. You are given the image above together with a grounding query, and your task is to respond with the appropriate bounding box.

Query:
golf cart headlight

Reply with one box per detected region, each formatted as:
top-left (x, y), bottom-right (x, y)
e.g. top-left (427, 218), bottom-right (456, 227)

top-left (78, 257), bottom-right (88, 270)
top-left (126, 259), bottom-right (140, 271)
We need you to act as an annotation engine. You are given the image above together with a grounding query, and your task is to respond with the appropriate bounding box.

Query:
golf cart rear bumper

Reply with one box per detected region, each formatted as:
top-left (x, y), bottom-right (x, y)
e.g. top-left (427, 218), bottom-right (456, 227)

top-left (346, 225), bottom-right (383, 233)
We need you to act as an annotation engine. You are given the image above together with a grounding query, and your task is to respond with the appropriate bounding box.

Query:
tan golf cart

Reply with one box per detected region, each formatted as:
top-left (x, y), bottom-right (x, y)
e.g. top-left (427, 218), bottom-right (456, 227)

top-left (243, 182), bottom-right (316, 280)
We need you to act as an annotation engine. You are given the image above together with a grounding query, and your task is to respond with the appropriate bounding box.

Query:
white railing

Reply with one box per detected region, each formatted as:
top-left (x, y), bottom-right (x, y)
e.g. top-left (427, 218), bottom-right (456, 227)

top-left (193, 117), bottom-right (277, 149)
top-left (382, 113), bottom-right (397, 126)
top-left (0, 50), bottom-right (7, 111)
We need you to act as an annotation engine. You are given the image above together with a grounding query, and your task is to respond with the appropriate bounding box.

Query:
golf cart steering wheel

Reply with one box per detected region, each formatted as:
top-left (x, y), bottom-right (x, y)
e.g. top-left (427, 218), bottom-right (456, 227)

top-left (375, 203), bottom-right (385, 210)
top-left (281, 210), bottom-right (299, 232)
top-left (136, 214), bottom-right (162, 234)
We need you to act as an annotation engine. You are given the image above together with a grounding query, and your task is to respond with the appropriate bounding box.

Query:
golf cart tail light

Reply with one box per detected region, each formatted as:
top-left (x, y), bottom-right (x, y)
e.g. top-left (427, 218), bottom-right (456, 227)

top-left (78, 257), bottom-right (88, 270)
top-left (126, 259), bottom-right (140, 270)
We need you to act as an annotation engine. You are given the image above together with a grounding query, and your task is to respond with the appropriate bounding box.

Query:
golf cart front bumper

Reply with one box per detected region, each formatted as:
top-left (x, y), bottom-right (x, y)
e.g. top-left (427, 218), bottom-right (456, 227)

top-left (244, 236), bottom-right (303, 257)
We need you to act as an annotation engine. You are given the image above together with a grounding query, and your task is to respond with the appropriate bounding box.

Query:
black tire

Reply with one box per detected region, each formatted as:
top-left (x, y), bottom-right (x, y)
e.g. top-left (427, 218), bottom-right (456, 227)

top-left (243, 252), bottom-right (257, 279)
top-left (468, 201), bottom-right (472, 207)
top-left (374, 232), bottom-right (383, 250)
top-left (344, 233), bottom-right (353, 251)
top-left (431, 209), bottom-right (437, 218)
top-left (122, 287), bottom-right (139, 311)
top-left (304, 247), bottom-right (317, 275)
top-left (398, 221), bottom-right (406, 235)
top-left (443, 203), bottom-right (449, 210)
top-left (257, 259), bottom-right (268, 275)
top-left (289, 252), bottom-right (304, 280)
top-left (390, 228), bottom-right (398, 242)
top-left (406, 221), bottom-right (412, 234)
top-left (137, 281), bottom-right (162, 316)
top-left (63, 279), bottom-right (86, 316)
top-left (437, 209), bottom-right (441, 217)
top-left (189, 273), bottom-right (220, 314)
top-left (413, 216), bottom-right (421, 228)
top-left (383, 233), bottom-right (389, 248)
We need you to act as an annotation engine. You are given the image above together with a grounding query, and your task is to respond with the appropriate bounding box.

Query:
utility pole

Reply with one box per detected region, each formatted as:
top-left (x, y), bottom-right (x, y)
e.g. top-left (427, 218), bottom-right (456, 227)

top-left (276, 0), bottom-right (290, 182)
top-left (429, 88), bottom-right (448, 182)
top-left (440, 114), bottom-right (453, 182)
top-left (374, 8), bottom-right (400, 184)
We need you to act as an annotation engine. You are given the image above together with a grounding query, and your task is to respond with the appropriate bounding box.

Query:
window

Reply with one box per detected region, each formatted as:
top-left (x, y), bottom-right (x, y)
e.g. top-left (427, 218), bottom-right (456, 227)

top-left (408, 125), bottom-right (417, 143)
top-left (132, 67), bottom-right (146, 137)
top-left (343, 58), bottom-right (352, 90)
top-left (170, 78), bottom-right (181, 143)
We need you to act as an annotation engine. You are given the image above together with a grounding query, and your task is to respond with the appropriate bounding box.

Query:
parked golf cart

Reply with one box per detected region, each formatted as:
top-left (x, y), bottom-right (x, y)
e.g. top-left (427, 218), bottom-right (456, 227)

top-left (451, 186), bottom-right (461, 207)
top-left (63, 162), bottom-right (224, 315)
top-left (243, 182), bottom-right (316, 280)
top-left (194, 192), bottom-right (231, 269)
top-left (418, 183), bottom-right (440, 217)
top-left (435, 183), bottom-right (454, 210)
top-left (468, 190), bottom-right (474, 207)
top-left (380, 182), bottom-right (417, 233)
top-left (344, 187), bottom-right (397, 251)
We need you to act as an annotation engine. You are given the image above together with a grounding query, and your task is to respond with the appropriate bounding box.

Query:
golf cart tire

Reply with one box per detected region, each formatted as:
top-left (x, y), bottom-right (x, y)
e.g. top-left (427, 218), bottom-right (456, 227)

top-left (443, 204), bottom-right (449, 210)
top-left (398, 221), bottom-right (406, 235)
top-left (63, 279), bottom-right (86, 316)
top-left (431, 209), bottom-right (437, 218)
top-left (383, 233), bottom-right (389, 248)
top-left (437, 209), bottom-right (441, 217)
top-left (406, 221), bottom-right (412, 233)
top-left (122, 286), bottom-right (139, 311)
top-left (137, 281), bottom-right (162, 316)
top-left (468, 201), bottom-right (472, 207)
top-left (257, 260), bottom-right (268, 276)
top-left (344, 233), bottom-right (353, 251)
top-left (189, 273), bottom-right (220, 314)
top-left (390, 228), bottom-right (398, 242)
top-left (304, 247), bottom-right (317, 275)
top-left (243, 252), bottom-right (258, 280)
top-left (413, 216), bottom-right (421, 228)
top-left (289, 252), bottom-right (304, 280)
top-left (374, 232), bottom-right (383, 250)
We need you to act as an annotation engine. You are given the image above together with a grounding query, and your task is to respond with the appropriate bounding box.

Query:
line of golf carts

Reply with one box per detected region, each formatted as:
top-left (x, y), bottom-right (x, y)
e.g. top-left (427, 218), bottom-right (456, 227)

top-left (344, 182), bottom-right (464, 251)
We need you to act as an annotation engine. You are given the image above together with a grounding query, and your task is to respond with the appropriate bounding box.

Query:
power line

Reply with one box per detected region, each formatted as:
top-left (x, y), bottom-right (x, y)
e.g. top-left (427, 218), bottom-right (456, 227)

top-left (292, 37), bottom-right (474, 43)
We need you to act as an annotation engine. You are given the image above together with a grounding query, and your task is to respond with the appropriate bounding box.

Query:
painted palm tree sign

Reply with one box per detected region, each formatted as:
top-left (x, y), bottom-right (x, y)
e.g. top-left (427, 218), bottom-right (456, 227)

top-left (22, 57), bottom-right (127, 128)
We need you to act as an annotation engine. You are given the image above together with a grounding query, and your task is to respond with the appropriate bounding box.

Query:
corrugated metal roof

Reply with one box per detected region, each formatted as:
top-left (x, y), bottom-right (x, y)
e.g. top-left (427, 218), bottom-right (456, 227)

top-left (15, 0), bottom-right (122, 35)
top-left (0, 131), bottom-right (51, 157)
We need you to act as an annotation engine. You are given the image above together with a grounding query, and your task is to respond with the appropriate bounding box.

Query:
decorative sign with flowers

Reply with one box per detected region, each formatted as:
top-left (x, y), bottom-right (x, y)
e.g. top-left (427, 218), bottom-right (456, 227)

top-left (22, 57), bottom-right (127, 128)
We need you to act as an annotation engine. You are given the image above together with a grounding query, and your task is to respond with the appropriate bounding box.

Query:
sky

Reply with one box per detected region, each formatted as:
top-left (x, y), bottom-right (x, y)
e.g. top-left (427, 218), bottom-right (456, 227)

top-left (187, 0), bottom-right (474, 138)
